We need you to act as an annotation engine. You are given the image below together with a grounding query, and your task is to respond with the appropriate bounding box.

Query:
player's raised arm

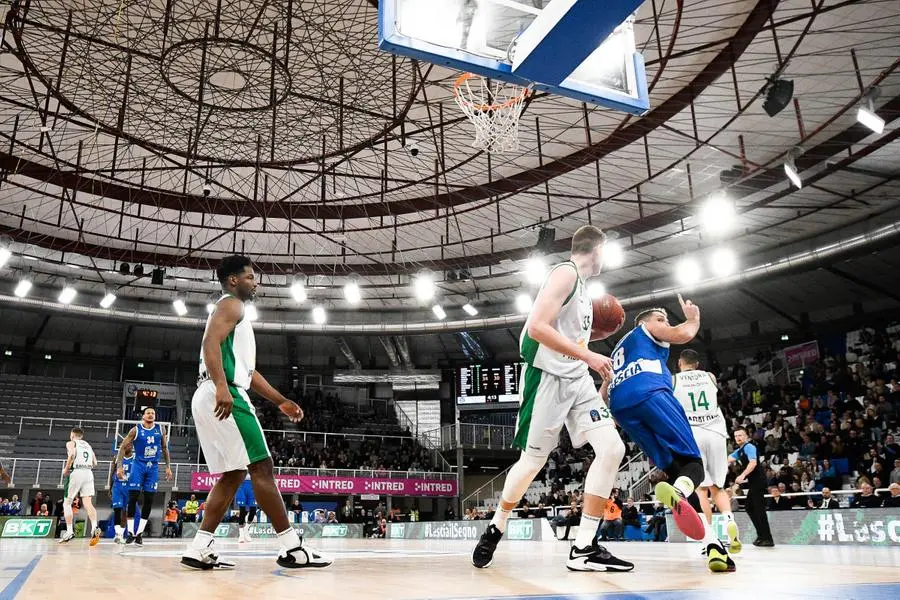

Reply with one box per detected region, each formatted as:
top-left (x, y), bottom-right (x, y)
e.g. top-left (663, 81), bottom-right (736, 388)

top-left (642, 294), bottom-right (700, 345)
top-left (527, 264), bottom-right (612, 378)
top-left (115, 428), bottom-right (136, 479)
top-left (202, 296), bottom-right (243, 420)
top-left (250, 371), bottom-right (304, 424)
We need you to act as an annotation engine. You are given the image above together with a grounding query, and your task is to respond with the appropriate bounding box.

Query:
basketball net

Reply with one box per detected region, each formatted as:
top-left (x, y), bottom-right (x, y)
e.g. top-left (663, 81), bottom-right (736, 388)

top-left (453, 73), bottom-right (531, 154)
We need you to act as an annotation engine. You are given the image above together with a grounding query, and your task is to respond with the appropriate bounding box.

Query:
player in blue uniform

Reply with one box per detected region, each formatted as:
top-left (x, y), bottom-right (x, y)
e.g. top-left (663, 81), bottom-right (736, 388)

top-left (602, 295), bottom-right (734, 572)
top-left (236, 476), bottom-right (258, 543)
top-left (115, 407), bottom-right (173, 545)
top-left (110, 445), bottom-right (135, 544)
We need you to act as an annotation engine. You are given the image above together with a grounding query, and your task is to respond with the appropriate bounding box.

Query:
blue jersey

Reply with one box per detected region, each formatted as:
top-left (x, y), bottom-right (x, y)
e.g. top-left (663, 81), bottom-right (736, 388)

top-left (608, 324), bottom-right (673, 409)
top-left (114, 455), bottom-right (134, 491)
top-left (133, 424), bottom-right (162, 463)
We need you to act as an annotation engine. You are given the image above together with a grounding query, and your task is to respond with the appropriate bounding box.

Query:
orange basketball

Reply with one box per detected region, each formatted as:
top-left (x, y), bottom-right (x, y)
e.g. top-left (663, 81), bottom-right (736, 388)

top-left (591, 294), bottom-right (625, 341)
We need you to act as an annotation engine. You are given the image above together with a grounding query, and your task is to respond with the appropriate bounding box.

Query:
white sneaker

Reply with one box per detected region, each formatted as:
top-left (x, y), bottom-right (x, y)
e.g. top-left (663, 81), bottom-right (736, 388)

top-left (114, 535), bottom-right (125, 545)
top-left (243, 528), bottom-right (252, 543)
top-left (59, 531), bottom-right (75, 544)
top-left (276, 545), bottom-right (334, 569)
top-left (181, 547), bottom-right (236, 570)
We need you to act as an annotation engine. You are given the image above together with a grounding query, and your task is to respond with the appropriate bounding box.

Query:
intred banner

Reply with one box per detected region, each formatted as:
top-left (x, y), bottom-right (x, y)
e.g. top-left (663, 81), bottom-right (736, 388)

top-left (784, 341), bottom-right (820, 369)
top-left (190, 472), bottom-right (457, 497)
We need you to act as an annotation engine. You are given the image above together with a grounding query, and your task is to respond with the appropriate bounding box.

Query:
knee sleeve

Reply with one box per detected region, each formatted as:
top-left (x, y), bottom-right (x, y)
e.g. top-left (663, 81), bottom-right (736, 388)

top-left (499, 452), bottom-right (547, 504)
top-left (114, 508), bottom-right (123, 524)
top-left (127, 490), bottom-right (140, 515)
top-left (142, 492), bottom-right (156, 516)
top-left (584, 427), bottom-right (625, 499)
top-left (668, 453), bottom-right (704, 489)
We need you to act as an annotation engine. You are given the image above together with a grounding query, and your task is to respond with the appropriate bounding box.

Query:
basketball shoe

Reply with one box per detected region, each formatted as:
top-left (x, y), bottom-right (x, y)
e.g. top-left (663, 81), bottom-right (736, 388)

top-left (566, 544), bottom-right (634, 572)
top-left (472, 524), bottom-right (503, 568)
top-left (654, 481), bottom-right (705, 540)
top-left (90, 527), bottom-right (101, 547)
top-left (276, 544), bottom-right (334, 569)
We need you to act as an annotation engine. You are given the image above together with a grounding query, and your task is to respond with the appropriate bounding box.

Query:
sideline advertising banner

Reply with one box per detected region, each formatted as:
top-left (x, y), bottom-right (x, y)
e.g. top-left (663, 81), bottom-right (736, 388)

top-left (784, 341), bottom-right (820, 369)
top-left (0, 516), bottom-right (58, 539)
top-left (191, 472), bottom-right (458, 497)
top-left (388, 518), bottom-right (543, 541)
top-left (181, 522), bottom-right (365, 539)
top-left (667, 509), bottom-right (900, 546)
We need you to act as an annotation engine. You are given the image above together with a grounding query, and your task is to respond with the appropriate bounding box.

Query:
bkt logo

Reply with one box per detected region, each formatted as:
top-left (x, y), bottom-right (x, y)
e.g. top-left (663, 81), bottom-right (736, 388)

top-left (2, 519), bottom-right (54, 538)
top-left (322, 525), bottom-right (349, 538)
top-left (214, 524), bottom-right (232, 538)
top-left (507, 520), bottom-right (534, 540)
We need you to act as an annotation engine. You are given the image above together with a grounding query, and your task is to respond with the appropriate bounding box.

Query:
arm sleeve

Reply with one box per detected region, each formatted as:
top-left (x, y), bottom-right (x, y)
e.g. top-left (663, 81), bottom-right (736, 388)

top-left (744, 444), bottom-right (758, 460)
top-left (729, 449), bottom-right (740, 460)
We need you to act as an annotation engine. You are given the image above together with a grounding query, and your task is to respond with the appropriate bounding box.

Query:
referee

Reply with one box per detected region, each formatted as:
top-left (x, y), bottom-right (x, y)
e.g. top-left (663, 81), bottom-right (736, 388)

top-left (728, 426), bottom-right (774, 547)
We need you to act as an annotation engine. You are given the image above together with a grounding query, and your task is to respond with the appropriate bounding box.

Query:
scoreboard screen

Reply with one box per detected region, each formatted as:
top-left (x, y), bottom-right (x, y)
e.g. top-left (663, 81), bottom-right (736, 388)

top-left (456, 363), bottom-right (523, 405)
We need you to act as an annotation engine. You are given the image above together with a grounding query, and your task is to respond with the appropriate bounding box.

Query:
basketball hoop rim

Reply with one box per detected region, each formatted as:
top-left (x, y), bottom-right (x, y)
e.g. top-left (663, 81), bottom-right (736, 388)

top-left (453, 73), bottom-right (531, 112)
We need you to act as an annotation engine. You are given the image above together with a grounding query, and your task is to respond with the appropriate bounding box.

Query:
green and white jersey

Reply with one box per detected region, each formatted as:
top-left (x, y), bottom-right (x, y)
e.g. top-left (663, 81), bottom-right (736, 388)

top-left (519, 261), bottom-right (591, 379)
top-left (199, 294), bottom-right (256, 390)
top-left (71, 439), bottom-right (95, 468)
top-left (673, 370), bottom-right (727, 437)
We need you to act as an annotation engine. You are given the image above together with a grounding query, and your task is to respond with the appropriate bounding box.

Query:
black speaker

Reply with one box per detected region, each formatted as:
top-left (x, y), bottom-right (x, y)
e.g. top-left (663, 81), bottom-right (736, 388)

top-left (151, 268), bottom-right (165, 285)
top-left (133, 264), bottom-right (144, 277)
top-left (536, 227), bottom-right (556, 251)
top-left (119, 262), bottom-right (130, 275)
top-left (763, 79), bottom-right (794, 117)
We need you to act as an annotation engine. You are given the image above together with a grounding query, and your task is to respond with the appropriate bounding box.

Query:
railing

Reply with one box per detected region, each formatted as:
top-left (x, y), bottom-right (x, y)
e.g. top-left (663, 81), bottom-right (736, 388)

top-left (421, 424), bottom-right (518, 451)
top-left (628, 466), bottom-right (657, 501)
top-left (461, 465), bottom-right (513, 508)
top-left (0, 457), bottom-right (455, 492)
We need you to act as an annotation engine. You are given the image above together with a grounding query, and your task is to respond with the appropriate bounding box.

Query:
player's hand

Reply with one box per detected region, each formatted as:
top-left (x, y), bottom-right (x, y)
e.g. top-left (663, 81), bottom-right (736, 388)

top-left (279, 400), bottom-right (304, 423)
top-left (165, 467), bottom-right (173, 481)
top-left (214, 384), bottom-right (234, 420)
top-left (735, 474), bottom-right (746, 485)
top-left (585, 351), bottom-right (613, 379)
top-left (678, 293), bottom-right (700, 321)
top-left (62, 467), bottom-right (70, 477)
top-left (116, 467), bottom-right (125, 481)
top-left (0, 470), bottom-right (11, 485)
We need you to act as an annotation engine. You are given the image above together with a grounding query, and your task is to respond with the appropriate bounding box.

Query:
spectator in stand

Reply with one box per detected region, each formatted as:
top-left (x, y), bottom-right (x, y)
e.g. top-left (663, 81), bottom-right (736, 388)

top-left (767, 486), bottom-right (792, 511)
top-left (550, 501), bottom-right (581, 540)
top-left (644, 502), bottom-right (668, 542)
top-left (0, 498), bottom-right (8, 515)
top-left (30, 491), bottom-right (44, 516)
top-left (890, 459), bottom-right (900, 485)
top-left (444, 504), bottom-right (455, 521)
top-left (598, 498), bottom-right (623, 542)
top-left (162, 501), bottom-right (180, 538)
top-left (884, 483), bottom-right (900, 508)
top-left (37, 503), bottom-right (50, 517)
top-left (290, 500), bottom-right (303, 524)
top-left (807, 487), bottom-right (840, 509)
top-left (183, 495), bottom-right (199, 522)
top-left (622, 497), bottom-right (640, 529)
top-left (326, 511), bottom-right (339, 524)
top-left (851, 482), bottom-right (883, 508)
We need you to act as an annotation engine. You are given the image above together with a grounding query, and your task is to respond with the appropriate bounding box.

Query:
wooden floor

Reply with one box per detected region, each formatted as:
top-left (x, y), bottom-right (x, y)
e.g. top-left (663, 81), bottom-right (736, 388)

top-left (1, 537), bottom-right (899, 599)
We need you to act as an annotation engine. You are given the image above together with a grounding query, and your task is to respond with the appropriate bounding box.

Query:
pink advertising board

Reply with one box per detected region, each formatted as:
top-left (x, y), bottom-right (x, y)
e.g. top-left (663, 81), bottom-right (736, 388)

top-left (191, 472), bottom-right (457, 497)
top-left (784, 341), bottom-right (820, 369)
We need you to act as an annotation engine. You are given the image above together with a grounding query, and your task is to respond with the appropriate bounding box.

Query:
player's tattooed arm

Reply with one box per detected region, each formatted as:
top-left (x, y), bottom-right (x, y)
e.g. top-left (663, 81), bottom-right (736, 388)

top-left (161, 431), bottom-right (173, 481)
top-left (115, 428), bottom-right (137, 480)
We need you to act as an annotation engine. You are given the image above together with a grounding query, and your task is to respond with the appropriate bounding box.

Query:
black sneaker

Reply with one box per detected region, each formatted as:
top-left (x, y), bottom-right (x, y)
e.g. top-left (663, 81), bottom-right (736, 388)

top-left (566, 543), bottom-right (634, 572)
top-left (125, 533), bottom-right (135, 545)
top-left (135, 533), bottom-right (144, 546)
top-left (276, 545), bottom-right (333, 569)
top-left (755, 539), bottom-right (774, 547)
top-left (472, 524), bottom-right (503, 569)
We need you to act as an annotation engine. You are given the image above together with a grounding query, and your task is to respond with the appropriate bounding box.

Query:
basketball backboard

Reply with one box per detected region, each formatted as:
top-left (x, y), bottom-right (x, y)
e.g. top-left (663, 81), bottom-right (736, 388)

top-left (379, 0), bottom-right (649, 115)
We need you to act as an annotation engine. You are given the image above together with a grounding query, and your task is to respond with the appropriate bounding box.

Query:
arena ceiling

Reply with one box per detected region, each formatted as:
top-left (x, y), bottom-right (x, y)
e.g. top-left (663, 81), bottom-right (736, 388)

top-left (0, 0), bottom-right (898, 326)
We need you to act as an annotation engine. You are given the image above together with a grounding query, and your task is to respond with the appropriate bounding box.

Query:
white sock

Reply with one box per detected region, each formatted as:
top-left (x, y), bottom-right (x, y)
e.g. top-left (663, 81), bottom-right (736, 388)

top-left (723, 512), bottom-right (734, 522)
top-left (574, 514), bottom-right (602, 549)
top-left (127, 519), bottom-right (135, 535)
top-left (489, 505), bottom-right (512, 533)
top-left (191, 529), bottom-right (214, 551)
top-left (674, 476), bottom-right (695, 499)
top-left (276, 527), bottom-right (302, 552)
top-left (114, 525), bottom-right (124, 537)
top-left (137, 518), bottom-right (148, 535)
top-left (702, 519), bottom-right (719, 546)
top-left (89, 519), bottom-right (96, 534)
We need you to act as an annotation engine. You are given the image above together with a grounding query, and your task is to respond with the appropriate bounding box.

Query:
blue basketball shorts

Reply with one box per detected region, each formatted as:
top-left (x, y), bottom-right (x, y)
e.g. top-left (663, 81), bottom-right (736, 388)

top-left (128, 460), bottom-right (159, 492)
top-left (611, 390), bottom-right (701, 470)
top-left (235, 481), bottom-right (256, 508)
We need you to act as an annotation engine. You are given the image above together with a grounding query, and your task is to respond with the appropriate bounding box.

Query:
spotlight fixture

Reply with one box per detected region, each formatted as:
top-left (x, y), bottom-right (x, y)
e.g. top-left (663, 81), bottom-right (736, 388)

top-left (244, 304), bottom-right (259, 321)
top-left (290, 279), bottom-right (307, 303)
top-left (172, 298), bottom-right (188, 316)
top-left (413, 273), bottom-right (436, 301)
top-left (524, 256), bottom-right (547, 285)
top-left (312, 305), bottom-right (327, 325)
top-left (100, 292), bottom-right (117, 309)
top-left (344, 280), bottom-right (361, 305)
top-left (857, 87), bottom-right (884, 134)
top-left (700, 193), bottom-right (736, 234)
top-left (675, 258), bottom-right (702, 286)
top-left (14, 277), bottom-right (32, 298)
top-left (784, 147), bottom-right (803, 189)
top-left (58, 284), bottom-right (77, 304)
top-left (515, 293), bottom-right (533, 314)
top-left (762, 77), bottom-right (794, 117)
top-left (432, 305), bottom-right (446, 320)
top-left (781, 334), bottom-right (790, 341)
top-left (603, 240), bottom-right (624, 269)
top-left (709, 247), bottom-right (738, 277)
top-left (0, 247), bottom-right (10, 269)
top-left (462, 302), bottom-right (478, 316)
top-left (586, 281), bottom-right (606, 299)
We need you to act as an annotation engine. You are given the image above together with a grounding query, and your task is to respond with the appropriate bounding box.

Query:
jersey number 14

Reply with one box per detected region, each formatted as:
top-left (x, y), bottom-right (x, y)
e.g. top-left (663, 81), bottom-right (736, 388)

top-left (688, 391), bottom-right (710, 411)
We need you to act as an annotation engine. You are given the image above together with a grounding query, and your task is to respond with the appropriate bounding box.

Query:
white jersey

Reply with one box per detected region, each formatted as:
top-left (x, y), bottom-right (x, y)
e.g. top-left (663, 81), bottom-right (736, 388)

top-left (199, 294), bottom-right (256, 389)
top-left (673, 370), bottom-right (727, 437)
top-left (71, 439), bottom-right (96, 469)
top-left (519, 261), bottom-right (590, 379)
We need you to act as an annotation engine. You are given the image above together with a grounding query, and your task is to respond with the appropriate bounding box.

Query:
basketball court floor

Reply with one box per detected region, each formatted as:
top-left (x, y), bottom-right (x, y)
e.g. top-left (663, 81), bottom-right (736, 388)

top-left (1, 538), bottom-right (898, 599)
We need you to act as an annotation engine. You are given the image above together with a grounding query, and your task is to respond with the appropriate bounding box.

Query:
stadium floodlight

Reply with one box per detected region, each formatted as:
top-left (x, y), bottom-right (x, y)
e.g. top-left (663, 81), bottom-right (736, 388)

top-left (290, 280), bottom-right (307, 303)
top-left (857, 87), bottom-right (884, 134)
top-left (603, 240), bottom-right (624, 268)
top-left (700, 193), bottom-right (736, 234)
top-left (100, 292), bottom-right (117, 309)
top-left (525, 256), bottom-right (547, 284)
top-left (586, 280), bottom-right (606, 299)
top-left (784, 147), bottom-right (802, 189)
top-left (344, 280), bottom-right (361, 305)
top-left (515, 293), bottom-right (533, 314)
top-left (13, 277), bottom-right (32, 298)
top-left (244, 304), bottom-right (259, 321)
top-left (0, 247), bottom-right (12, 269)
top-left (172, 298), bottom-right (188, 316)
top-left (413, 272), bottom-right (436, 301)
top-left (206, 302), bottom-right (216, 314)
top-left (709, 247), bottom-right (738, 277)
top-left (58, 285), bottom-right (77, 304)
top-left (432, 304), bottom-right (446, 320)
top-left (462, 302), bottom-right (478, 316)
top-left (675, 258), bottom-right (702, 286)
top-left (312, 305), bottom-right (327, 324)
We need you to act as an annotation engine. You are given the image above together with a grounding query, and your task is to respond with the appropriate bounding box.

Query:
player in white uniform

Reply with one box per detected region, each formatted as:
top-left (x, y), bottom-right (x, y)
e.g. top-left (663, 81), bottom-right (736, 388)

top-left (60, 427), bottom-right (101, 546)
top-left (472, 226), bottom-right (632, 572)
top-left (182, 254), bottom-right (332, 571)
top-left (673, 349), bottom-right (741, 554)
